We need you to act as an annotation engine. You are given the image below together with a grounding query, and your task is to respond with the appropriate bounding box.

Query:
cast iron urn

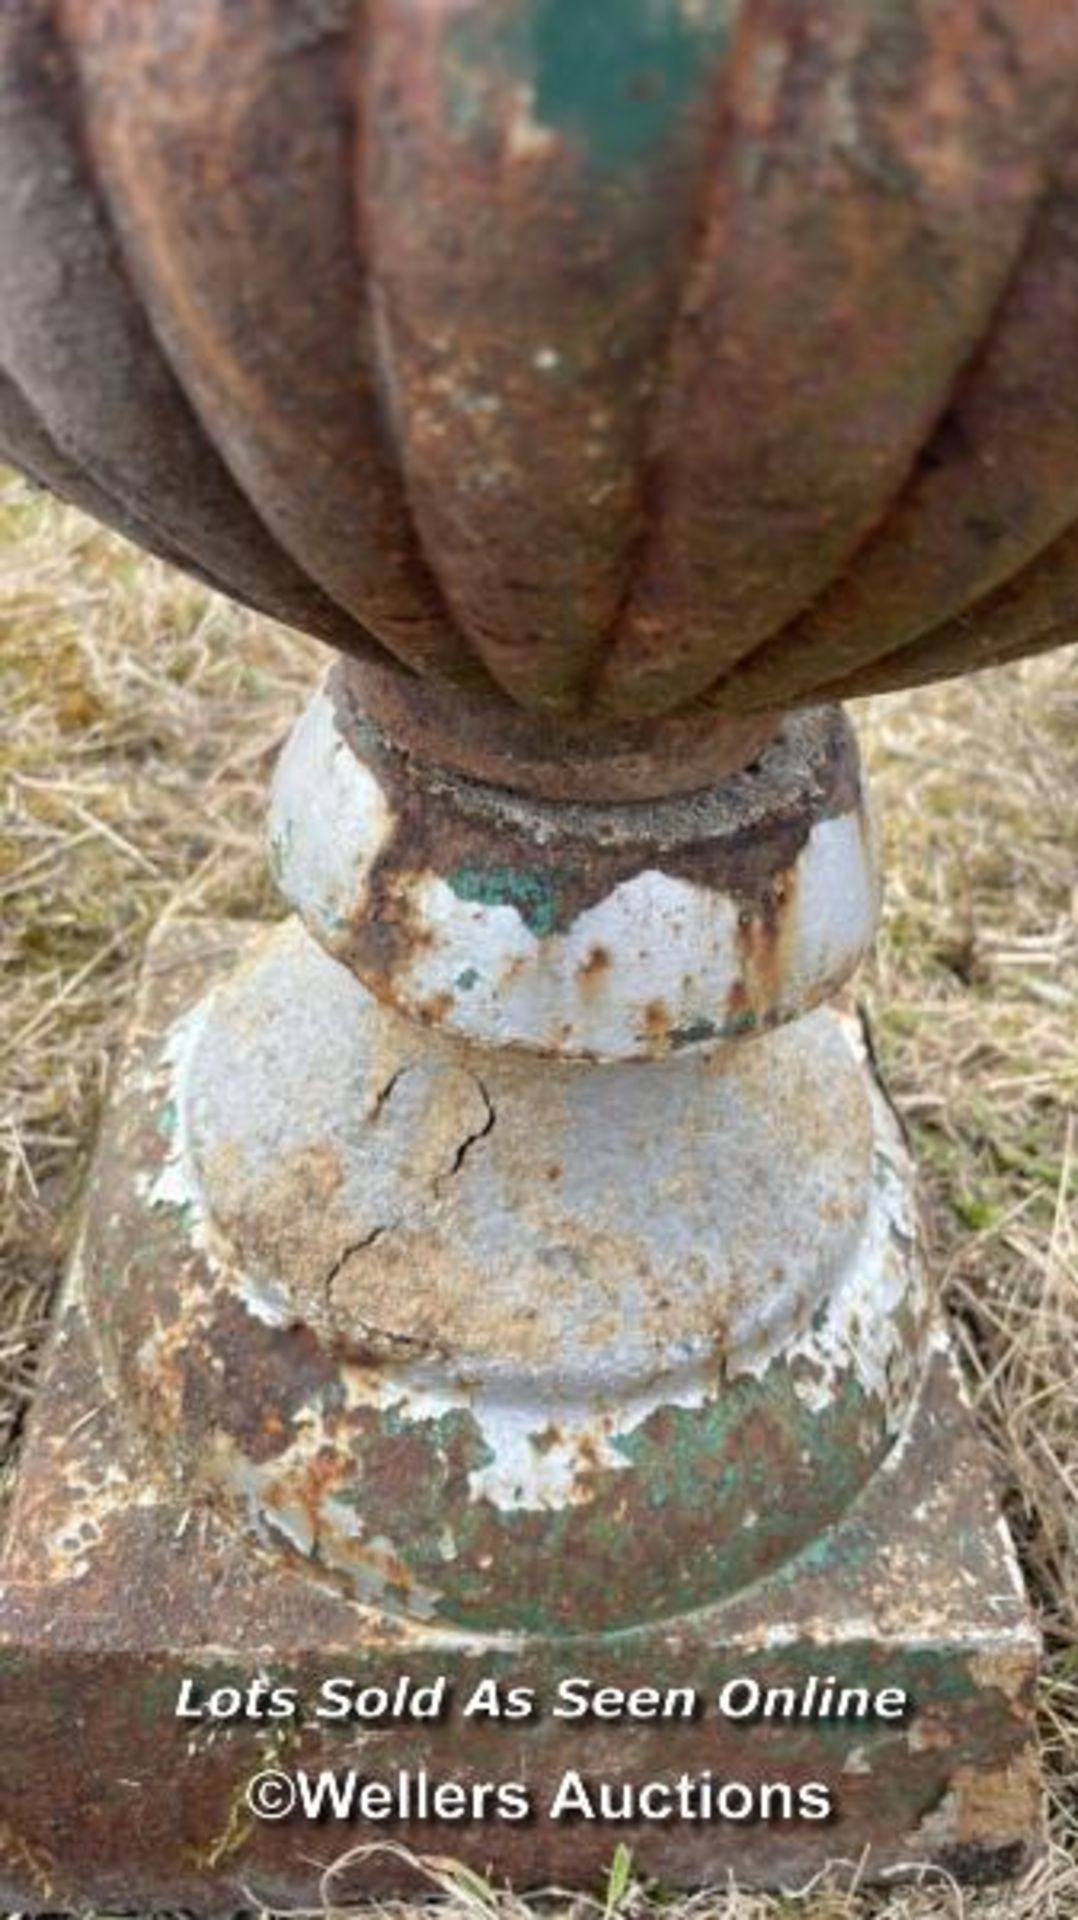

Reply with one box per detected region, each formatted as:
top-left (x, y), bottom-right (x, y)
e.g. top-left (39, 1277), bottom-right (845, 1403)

top-left (0, 0), bottom-right (1072, 1906)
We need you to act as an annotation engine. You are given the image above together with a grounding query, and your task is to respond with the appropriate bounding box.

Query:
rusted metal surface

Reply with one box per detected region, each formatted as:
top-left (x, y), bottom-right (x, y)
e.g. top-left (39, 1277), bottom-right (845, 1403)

top-left (76, 921), bottom-right (925, 1633)
top-left (341, 654), bottom-right (780, 802)
top-left (2, 2), bottom-right (1078, 726)
top-left (270, 670), bottom-right (879, 1059)
top-left (1, 1329), bottom-right (1044, 1909)
top-left (0, 923), bottom-right (1042, 1902)
top-left (0, 12), bottom-right (1058, 1900)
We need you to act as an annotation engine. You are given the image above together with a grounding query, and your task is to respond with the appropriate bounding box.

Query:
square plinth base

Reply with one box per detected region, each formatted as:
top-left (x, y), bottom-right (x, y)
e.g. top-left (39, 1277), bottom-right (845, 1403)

top-left (0, 924), bottom-right (1044, 1909)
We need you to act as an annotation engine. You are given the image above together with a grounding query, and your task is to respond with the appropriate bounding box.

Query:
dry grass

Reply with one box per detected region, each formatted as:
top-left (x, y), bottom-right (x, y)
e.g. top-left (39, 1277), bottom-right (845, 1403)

top-left (0, 469), bottom-right (1075, 1917)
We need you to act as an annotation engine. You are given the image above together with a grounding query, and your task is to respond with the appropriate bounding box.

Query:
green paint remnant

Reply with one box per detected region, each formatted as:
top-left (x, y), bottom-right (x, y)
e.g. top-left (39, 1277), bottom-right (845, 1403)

top-left (240, 1351), bottom-right (886, 1638)
top-left (455, 966), bottom-right (480, 991)
top-left (810, 1295), bottom-right (831, 1335)
top-left (790, 1523), bottom-right (874, 1582)
top-left (449, 864), bottom-right (561, 938)
top-left (376, 1401), bottom-right (497, 1485)
top-left (669, 1017), bottom-right (721, 1049)
top-left (530, 0), bottom-right (729, 168)
top-left (723, 1007), bottom-right (759, 1037)
top-left (668, 1007), bottom-right (759, 1048)
top-left (450, 0), bottom-right (735, 172)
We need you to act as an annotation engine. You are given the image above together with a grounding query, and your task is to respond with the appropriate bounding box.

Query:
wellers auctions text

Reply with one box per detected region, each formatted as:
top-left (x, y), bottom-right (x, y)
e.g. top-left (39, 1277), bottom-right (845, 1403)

top-left (244, 1763), bottom-right (835, 1826)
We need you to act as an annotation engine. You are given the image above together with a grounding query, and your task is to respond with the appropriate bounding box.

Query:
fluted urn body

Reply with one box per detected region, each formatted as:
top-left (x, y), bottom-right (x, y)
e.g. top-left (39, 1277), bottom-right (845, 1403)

top-left (3, 0), bottom-right (1078, 741)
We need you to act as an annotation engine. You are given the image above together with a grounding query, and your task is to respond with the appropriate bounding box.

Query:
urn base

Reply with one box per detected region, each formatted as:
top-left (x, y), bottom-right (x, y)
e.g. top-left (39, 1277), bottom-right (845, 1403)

top-left (0, 921), bottom-right (1043, 1907)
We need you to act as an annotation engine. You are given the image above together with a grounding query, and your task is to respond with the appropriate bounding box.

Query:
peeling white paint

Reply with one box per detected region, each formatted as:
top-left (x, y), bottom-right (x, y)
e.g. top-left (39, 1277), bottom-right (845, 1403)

top-left (268, 687), bottom-right (392, 945)
top-left (783, 1109), bottom-right (925, 1418)
top-left (270, 677), bottom-right (880, 1060)
top-left (178, 1069), bottom-right (923, 1523)
top-left (107, 925), bottom-right (927, 1552)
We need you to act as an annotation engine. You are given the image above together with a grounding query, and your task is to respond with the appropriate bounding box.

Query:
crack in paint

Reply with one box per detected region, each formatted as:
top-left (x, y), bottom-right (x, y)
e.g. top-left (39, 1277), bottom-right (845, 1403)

top-left (433, 1076), bottom-right (496, 1196)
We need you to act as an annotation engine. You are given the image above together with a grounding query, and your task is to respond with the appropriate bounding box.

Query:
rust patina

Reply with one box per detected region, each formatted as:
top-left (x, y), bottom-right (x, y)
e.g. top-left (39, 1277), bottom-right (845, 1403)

top-left (0, 928), bottom-right (1042, 1907)
top-left (0, 4), bottom-right (1066, 1904)
top-left (1, 2), bottom-right (1078, 734)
